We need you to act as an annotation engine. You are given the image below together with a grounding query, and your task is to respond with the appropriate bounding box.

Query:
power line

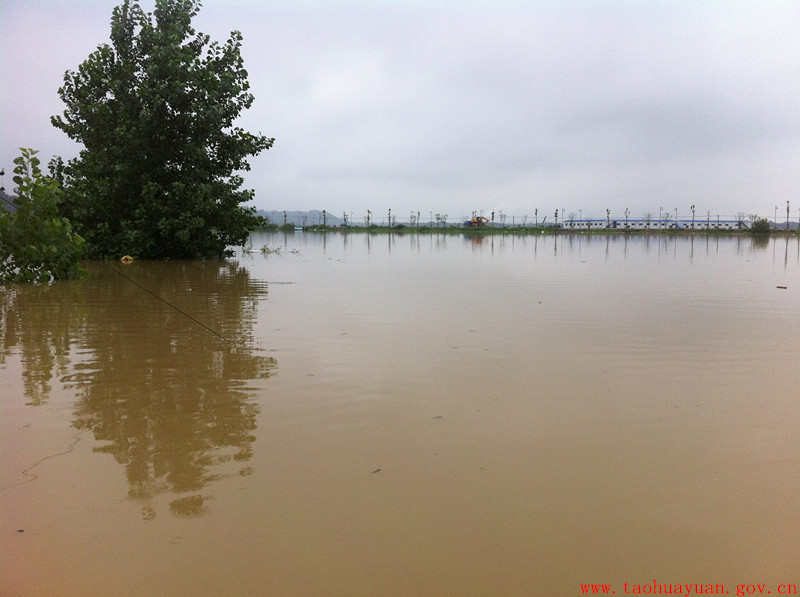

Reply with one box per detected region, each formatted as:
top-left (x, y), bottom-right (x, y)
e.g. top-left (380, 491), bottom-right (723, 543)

top-left (103, 262), bottom-right (229, 342)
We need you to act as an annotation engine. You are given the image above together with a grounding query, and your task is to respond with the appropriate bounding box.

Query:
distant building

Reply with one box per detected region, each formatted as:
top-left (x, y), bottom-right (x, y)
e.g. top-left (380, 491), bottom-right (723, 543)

top-left (561, 218), bottom-right (745, 231)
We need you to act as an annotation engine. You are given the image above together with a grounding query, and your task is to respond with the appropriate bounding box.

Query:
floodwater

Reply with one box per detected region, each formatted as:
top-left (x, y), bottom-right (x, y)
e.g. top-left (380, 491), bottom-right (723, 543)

top-left (1, 232), bottom-right (798, 596)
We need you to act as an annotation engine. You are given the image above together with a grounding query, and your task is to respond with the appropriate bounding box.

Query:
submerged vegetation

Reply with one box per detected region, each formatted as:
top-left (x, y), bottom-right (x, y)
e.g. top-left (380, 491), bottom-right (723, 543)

top-left (3, 0), bottom-right (273, 284)
top-left (0, 149), bottom-right (86, 283)
top-left (50, 0), bottom-right (273, 260)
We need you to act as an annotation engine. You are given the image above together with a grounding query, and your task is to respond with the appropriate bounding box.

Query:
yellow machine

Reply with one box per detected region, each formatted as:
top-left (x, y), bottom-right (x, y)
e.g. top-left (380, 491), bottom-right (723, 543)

top-left (464, 216), bottom-right (490, 227)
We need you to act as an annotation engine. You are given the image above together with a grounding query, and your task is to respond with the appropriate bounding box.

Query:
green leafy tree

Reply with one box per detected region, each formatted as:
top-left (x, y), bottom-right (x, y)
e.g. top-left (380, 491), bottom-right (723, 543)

top-left (0, 149), bottom-right (86, 283)
top-left (750, 218), bottom-right (771, 234)
top-left (51, 0), bottom-right (274, 259)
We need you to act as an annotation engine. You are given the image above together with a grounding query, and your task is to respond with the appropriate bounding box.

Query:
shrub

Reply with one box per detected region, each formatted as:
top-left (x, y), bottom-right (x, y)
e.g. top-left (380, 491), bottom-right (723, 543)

top-left (0, 149), bottom-right (86, 283)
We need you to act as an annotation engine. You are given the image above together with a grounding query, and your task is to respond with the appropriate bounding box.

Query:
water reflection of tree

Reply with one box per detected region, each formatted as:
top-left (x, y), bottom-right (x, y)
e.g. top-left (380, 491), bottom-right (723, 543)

top-left (750, 235), bottom-right (770, 250)
top-left (2, 261), bottom-right (276, 518)
top-left (0, 282), bottom-right (85, 405)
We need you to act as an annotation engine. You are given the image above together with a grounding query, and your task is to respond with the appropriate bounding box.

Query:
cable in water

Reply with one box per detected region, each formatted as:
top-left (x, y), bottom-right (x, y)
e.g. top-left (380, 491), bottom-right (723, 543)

top-left (103, 261), bottom-right (229, 341)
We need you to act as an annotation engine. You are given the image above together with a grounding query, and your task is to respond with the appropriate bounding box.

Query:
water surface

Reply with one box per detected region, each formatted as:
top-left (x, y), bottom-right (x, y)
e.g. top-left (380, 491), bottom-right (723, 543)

top-left (2, 233), bottom-right (798, 596)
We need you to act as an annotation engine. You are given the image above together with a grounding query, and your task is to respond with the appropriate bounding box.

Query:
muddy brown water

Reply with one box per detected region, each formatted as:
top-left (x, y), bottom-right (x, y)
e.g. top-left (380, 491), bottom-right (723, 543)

top-left (2, 233), bottom-right (799, 596)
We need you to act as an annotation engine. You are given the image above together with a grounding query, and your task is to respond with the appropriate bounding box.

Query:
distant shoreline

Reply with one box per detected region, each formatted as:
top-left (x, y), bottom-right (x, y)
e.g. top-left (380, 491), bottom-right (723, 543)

top-left (255, 223), bottom-right (798, 236)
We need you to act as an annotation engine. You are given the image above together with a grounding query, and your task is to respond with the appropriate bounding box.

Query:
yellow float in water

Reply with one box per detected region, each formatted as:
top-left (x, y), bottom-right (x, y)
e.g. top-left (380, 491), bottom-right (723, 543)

top-left (120, 255), bottom-right (135, 264)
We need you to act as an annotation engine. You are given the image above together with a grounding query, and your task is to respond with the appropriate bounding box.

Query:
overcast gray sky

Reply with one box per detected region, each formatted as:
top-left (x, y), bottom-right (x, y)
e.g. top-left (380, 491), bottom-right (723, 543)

top-left (2, 0), bottom-right (799, 223)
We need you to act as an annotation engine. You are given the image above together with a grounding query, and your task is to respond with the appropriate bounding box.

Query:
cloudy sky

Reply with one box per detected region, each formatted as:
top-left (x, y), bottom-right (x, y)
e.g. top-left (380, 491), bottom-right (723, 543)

top-left (2, 0), bottom-right (799, 223)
